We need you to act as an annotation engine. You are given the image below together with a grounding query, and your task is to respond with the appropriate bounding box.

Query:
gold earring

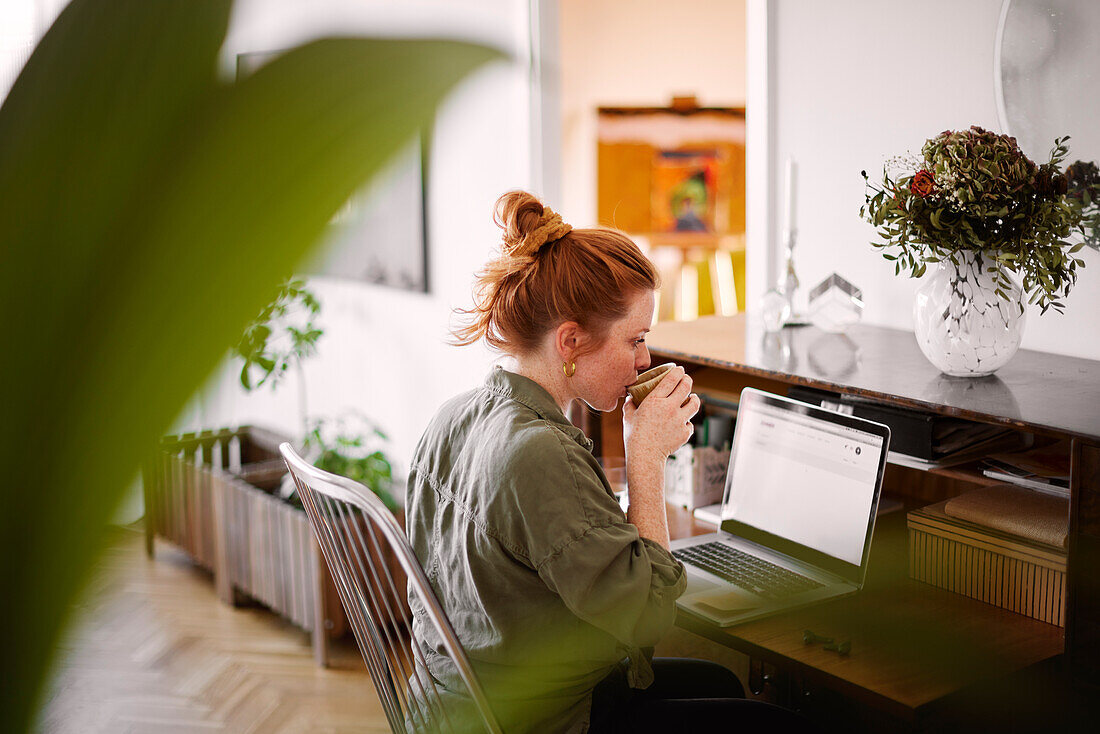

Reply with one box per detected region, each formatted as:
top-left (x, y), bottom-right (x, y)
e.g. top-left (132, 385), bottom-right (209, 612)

top-left (562, 360), bottom-right (576, 378)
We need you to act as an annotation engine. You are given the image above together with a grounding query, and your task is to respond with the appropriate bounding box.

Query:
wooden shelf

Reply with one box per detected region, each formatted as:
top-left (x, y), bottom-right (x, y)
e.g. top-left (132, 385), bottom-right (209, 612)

top-left (924, 462), bottom-right (1013, 487)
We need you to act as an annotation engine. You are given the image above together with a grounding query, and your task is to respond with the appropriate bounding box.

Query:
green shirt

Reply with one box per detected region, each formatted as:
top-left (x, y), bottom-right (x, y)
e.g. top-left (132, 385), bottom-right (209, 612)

top-left (406, 367), bottom-right (686, 733)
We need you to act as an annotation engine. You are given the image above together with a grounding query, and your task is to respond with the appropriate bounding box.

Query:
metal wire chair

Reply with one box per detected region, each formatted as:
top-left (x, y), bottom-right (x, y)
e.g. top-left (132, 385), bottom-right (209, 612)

top-left (280, 443), bottom-right (502, 734)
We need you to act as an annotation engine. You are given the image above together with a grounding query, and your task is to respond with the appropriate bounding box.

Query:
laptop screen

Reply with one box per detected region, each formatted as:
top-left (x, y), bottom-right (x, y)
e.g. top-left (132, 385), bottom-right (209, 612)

top-left (721, 388), bottom-right (890, 579)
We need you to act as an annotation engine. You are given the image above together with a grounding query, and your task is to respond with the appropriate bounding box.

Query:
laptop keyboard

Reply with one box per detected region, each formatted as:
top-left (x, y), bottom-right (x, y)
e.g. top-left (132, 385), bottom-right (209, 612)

top-left (673, 542), bottom-right (825, 600)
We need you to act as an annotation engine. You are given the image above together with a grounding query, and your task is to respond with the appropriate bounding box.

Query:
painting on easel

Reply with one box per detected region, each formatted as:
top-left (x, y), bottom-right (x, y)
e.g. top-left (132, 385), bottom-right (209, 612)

top-left (651, 149), bottom-right (722, 233)
top-left (597, 100), bottom-right (746, 319)
top-left (597, 101), bottom-right (744, 236)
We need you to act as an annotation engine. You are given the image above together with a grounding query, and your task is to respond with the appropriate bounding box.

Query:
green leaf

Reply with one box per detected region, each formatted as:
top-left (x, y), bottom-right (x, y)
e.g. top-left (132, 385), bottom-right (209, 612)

top-left (0, 0), bottom-right (500, 729)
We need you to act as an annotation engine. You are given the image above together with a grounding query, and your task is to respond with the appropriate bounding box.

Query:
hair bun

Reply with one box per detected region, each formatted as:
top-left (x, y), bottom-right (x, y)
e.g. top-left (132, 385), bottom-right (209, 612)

top-left (495, 190), bottom-right (573, 259)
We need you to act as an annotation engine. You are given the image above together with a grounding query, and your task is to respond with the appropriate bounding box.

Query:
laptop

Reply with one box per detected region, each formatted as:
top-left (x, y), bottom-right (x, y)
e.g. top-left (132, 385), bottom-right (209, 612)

top-left (670, 387), bottom-right (891, 627)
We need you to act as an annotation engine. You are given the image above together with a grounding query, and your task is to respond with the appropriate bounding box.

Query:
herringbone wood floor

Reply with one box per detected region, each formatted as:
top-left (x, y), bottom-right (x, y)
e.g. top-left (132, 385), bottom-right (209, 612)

top-left (37, 528), bottom-right (388, 733)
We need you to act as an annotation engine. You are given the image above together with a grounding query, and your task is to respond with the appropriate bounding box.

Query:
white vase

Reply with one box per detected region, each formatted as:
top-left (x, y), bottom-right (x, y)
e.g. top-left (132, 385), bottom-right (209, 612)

top-left (913, 250), bottom-right (1026, 377)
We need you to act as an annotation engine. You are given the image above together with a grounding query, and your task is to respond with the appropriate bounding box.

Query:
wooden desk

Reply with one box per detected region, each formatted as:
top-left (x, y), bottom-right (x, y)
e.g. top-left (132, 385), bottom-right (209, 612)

top-left (626, 315), bottom-right (1100, 729)
top-left (668, 508), bottom-right (1064, 729)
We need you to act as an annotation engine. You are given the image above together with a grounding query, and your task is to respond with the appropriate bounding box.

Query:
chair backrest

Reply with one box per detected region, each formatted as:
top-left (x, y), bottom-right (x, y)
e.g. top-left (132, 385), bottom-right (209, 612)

top-left (279, 443), bottom-right (502, 734)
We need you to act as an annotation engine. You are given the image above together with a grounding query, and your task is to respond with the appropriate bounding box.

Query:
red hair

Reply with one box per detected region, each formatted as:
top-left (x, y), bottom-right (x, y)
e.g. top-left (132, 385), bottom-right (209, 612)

top-left (452, 191), bottom-right (659, 355)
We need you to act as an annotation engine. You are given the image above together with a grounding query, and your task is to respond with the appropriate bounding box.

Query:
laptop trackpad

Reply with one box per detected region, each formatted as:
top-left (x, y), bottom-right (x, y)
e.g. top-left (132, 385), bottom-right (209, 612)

top-left (687, 587), bottom-right (763, 615)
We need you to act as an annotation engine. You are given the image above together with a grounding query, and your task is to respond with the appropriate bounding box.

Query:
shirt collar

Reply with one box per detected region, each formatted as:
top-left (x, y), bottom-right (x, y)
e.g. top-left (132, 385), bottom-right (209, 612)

top-left (485, 367), bottom-right (595, 452)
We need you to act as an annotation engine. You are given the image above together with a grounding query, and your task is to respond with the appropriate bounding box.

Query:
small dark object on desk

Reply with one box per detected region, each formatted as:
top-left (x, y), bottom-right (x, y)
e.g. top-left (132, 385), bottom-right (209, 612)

top-left (803, 630), bottom-right (851, 655)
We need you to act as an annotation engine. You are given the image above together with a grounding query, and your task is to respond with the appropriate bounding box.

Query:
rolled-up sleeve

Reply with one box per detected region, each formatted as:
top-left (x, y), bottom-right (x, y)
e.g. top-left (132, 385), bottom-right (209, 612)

top-left (537, 523), bottom-right (686, 649)
top-left (536, 523), bottom-right (685, 688)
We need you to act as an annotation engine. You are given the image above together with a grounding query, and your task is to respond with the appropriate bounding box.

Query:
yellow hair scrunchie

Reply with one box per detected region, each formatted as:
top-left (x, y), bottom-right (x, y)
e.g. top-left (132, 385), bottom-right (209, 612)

top-left (502, 206), bottom-right (573, 259)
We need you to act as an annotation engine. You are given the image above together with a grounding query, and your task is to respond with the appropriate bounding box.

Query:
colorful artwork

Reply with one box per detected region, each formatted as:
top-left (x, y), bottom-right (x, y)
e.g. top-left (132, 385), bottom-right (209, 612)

top-left (651, 150), bottom-right (721, 233)
top-left (597, 106), bottom-right (745, 235)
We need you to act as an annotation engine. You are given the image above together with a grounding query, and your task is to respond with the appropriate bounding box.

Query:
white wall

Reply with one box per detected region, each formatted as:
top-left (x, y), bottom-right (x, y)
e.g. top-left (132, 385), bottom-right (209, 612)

top-left (191, 0), bottom-right (1100, 495)
top-left (761, 0), bottom-right (1100, 360)
top-left (0, 0), bottom-right (69, 99)
top-left (191, 0), bottom-right (534, 488)
top-left (559, 0), bottom-right (747, 227)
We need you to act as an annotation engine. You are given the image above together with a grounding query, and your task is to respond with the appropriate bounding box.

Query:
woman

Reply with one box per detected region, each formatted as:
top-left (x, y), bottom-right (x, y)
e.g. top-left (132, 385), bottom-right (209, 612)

top-left (406, 191), bottom-right (802, 733)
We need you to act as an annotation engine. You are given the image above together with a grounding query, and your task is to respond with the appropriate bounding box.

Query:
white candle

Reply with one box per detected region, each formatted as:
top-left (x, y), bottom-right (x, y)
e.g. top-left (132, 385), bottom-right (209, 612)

top-left (784, 156), bottom-right (797, 242)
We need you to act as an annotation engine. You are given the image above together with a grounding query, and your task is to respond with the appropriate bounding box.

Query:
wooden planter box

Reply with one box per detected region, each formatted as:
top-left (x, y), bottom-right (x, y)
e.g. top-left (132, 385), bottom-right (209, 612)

top-left (144, 426), bottom-right (406, 665)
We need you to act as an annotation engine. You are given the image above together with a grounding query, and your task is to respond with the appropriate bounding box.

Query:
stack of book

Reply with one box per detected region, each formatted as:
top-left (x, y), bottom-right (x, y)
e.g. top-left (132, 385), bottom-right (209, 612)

top-left (980, 440), bottom-right (1071, 497)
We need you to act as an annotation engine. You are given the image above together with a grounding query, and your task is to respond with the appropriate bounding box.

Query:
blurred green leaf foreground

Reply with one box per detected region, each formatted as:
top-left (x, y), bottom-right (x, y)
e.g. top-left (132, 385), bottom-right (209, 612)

top-left (0, 1), bottom-right (499, 731)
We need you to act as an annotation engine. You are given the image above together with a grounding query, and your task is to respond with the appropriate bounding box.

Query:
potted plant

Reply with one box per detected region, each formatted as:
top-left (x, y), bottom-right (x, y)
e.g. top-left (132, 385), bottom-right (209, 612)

top-left (235, 278), bottom-right (402, 515)
top-left (861, 126), bottom-right (1099, 376)
top-left (299, 413), bottom-right (399, 512)
top-left (147, 279), bottom-right (407, 663)
top-left (234, 277), bottom-right (323, 433)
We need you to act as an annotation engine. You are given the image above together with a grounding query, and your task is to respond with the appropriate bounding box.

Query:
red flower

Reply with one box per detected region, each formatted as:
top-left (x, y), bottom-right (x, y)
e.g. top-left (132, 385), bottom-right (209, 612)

top-left (910, 169), bottom-right (935, 198)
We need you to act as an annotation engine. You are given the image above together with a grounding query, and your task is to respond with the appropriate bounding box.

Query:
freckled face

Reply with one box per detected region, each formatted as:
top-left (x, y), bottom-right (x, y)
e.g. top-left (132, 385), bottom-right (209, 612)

top-left (572, 290), bottom-right (654, 412)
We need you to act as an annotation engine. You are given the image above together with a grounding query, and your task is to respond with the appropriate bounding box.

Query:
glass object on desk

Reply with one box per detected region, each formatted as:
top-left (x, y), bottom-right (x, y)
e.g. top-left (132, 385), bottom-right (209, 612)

top-left (913, 251), bottom-right (1025, 377)
top-left (760, 287), bottom-right (790, 332)
top-left (808, 273), bottom-right (864, 333)
top-left (760, 329), bottom-right (797, 372)
top-left (781, 252), bottom-right (807, 323)
top-left (779, 235), bottom-right (809, 326)
top-left (807, 332), bottom-right (861, 379)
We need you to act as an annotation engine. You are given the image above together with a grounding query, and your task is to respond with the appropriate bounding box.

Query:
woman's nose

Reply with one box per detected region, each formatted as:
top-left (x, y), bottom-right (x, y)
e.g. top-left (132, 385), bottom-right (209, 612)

top-left (636, 345), bottom-right (651, 371)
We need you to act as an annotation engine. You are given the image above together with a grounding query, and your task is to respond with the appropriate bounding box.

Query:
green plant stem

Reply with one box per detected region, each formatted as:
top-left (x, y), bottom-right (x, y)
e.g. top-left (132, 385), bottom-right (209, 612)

top-left (297, 358), bottom-right (309, 439)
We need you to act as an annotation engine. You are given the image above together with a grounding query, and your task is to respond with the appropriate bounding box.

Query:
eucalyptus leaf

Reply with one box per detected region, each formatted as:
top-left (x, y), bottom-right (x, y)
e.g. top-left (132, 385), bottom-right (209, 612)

top-left (0, 0), bottom-right (500, 730)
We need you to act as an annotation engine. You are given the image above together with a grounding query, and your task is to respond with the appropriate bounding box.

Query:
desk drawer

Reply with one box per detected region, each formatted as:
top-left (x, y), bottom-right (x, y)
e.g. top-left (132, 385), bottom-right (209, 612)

top-left (908, 502), bottom-right (1066, 627)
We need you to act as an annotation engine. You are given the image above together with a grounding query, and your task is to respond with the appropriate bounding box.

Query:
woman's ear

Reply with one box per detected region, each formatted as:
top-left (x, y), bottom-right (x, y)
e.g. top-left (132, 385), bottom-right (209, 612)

top-left (554, 321), bottom-right (585, 360)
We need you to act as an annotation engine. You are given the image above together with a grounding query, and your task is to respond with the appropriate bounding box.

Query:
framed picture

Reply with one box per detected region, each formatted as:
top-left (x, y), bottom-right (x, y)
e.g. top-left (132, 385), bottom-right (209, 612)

top-left (308, 131), bottom-right (430, 292)
top-left (236, 50), bottom-right (430, 293)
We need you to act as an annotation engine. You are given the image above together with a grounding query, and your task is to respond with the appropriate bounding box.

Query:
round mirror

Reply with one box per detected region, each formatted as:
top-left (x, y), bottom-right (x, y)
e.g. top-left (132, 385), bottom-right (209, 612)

top-left (995, 0), bottom-right (1100, 166)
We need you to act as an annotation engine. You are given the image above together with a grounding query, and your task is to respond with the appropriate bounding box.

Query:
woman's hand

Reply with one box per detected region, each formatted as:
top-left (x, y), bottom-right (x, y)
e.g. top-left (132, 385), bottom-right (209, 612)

top-left (622, 366), bottom-right (701, 465)
top-left (621, 367), bottom-right (700, 549)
